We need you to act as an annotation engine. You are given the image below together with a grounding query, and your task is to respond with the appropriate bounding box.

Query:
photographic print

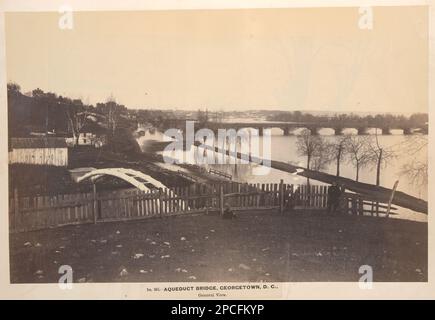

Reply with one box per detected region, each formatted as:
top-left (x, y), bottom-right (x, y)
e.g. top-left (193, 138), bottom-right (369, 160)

top-left (0, 0), bottom-right (432, 299)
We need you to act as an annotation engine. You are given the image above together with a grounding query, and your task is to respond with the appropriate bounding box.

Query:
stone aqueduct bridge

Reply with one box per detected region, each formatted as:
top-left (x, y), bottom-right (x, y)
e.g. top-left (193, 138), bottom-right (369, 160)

top-left (151, 120), bottom-right (428, 136)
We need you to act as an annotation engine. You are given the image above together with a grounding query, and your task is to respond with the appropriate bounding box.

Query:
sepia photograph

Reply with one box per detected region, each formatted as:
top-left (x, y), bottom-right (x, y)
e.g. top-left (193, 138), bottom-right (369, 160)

top-left (0, 0), bottom-right (432, 300)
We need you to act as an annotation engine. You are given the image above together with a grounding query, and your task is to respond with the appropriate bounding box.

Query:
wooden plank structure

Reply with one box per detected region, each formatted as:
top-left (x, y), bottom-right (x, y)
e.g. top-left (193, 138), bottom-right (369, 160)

top-left (9, 181), bottom-right (399, 233)
top-left (9, 138), bottom-right (68, 167)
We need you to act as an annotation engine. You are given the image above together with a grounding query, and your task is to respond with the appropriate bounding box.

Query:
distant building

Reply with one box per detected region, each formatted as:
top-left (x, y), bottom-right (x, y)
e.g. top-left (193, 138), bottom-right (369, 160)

top-left (65, 122), bottom-right (107, 148)
top-left (9, 137), bottom-right (68, 167)
top-left (66, 132), bottom-right (101, 147)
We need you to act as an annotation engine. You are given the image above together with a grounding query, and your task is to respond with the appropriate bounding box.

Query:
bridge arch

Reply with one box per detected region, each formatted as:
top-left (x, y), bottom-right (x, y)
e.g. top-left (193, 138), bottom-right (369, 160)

top-left (266, 127), bottom-right (286, 135)
top-left (342, 128), bottom-right (358, 135)
top-left (317, 128), bottom-right (335, 136)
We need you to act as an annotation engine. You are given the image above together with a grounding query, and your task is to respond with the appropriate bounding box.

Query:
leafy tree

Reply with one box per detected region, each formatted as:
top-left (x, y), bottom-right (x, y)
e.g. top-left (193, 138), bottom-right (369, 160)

top-left (408, 113), bottom-right (428, 128)
top-left (7, 82), bottom-right (21, 96)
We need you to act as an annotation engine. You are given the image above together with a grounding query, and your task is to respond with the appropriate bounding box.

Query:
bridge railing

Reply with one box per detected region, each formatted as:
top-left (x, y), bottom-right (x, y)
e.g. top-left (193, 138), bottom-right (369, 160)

top-left (209, 168), bottom-right (232, 180)
top-left (9, 181), bottom-right (397, 232)
top-left (177, 170), bottom-right (198, 183)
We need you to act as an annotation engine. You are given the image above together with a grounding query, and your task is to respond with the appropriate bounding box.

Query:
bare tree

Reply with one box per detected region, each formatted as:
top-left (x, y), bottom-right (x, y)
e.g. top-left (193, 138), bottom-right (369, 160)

top-left (296, 129), bottom-right (326, 171)
top-left (326, 136), bottom-right (350, 177)
top-left (63, 99), bottom-right (90, 146)
top-left (309, 147), bottom-right (331, 171)
top-left (366, 132), bottom-right (396, 186)
top-left (105, 96), bottom-right (119, 135)
top-left (401, 161), bottom-right (428, 186)
top-left (96, 96), bottom-right (125, 136)
top-left (399, 135), bottom-right (428, 188)
top-left (296, 129), bottom-right (330, 187)
top-left (346, 135), bottom-right (371, 181)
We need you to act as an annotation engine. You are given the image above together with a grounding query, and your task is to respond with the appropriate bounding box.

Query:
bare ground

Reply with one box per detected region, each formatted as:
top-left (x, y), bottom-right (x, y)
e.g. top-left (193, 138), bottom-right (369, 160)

top-left (9, 209), bottom-right (427, 283)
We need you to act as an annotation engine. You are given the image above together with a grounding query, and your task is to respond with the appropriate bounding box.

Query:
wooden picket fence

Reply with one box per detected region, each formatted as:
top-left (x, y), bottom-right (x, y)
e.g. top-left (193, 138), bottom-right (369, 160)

top-left (340, 192), bottom-right (398, 217)
top-left (290, 184), bottom-right (329, 209)
top-left (9, 181), bottom-right (397, 233)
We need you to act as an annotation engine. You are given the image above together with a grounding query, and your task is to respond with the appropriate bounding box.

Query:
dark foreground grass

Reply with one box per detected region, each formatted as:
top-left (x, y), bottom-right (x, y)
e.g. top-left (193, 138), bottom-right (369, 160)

top-left (9, 209), bottom-right (427, 283)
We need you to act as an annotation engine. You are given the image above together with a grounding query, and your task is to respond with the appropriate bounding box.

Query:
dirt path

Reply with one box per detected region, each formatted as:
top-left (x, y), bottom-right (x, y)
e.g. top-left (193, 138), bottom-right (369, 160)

top-left (9, 209), bottom-right (427, 283)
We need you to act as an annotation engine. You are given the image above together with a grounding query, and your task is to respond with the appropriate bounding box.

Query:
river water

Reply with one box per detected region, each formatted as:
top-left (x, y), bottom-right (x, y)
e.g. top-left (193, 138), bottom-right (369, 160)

top-left (137, 124), bottom-right (428, 222)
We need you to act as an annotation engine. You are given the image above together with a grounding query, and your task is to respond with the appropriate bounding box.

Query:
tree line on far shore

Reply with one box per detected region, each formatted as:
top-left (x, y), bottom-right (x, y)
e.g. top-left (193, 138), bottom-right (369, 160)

top-left (267, 110), bottom-right (428, 129)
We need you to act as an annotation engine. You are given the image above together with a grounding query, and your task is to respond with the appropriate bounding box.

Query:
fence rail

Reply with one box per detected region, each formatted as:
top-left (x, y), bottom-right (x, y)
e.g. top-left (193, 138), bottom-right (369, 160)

top-left (9, 181), bottom-right (398, 233)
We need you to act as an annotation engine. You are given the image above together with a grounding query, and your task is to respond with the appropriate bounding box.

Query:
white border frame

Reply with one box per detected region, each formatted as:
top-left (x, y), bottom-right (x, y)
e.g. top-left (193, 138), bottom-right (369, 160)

top-left (0, 0), bottom-right (433, 300)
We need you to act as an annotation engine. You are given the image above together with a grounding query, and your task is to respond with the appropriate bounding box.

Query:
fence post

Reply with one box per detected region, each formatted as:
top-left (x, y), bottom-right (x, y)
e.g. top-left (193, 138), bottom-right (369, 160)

top-left (386, 180), bottom-right (399, 218)
top-left (159, 188), bottom-right (164, 217)
top-left (92, 182), bottom-right (98, 224)
top-left (13, 187), bottom-right (19, 231)
top-left (351, 196), bottom-right (357, 215)
top-left (340, 195), bottom-right (348, 215)
top-left (279, 179), bottom-right (284, 214)
top-left (219, 184), bottom-right (224, 216)
top-left (358, 196), bottom-right (364, 215)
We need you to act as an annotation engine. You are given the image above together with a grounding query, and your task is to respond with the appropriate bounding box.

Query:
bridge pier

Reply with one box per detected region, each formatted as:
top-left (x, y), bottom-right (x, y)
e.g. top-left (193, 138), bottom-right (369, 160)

top-left (283, 127), bottom-right (292, 136)
top-left (308, 127), bottom-right (319, 135)
top-left (402, 127), bottom-right (412, 135)
top-left (258, 127), bottom-right (264, 136)
top-left (334, 127), bottom-right (343, 135)
top-left (211, 128), bottom-right (219, 138)
top-left (381, 127), bottom-right (391, 135)
top-left (357, 127), bottom-right (367, 135)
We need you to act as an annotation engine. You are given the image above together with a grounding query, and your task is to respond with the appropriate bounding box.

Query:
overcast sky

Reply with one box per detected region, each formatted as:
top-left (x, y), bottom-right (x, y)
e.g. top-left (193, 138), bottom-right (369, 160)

top-left (5, 6), bottom-right (428, 113)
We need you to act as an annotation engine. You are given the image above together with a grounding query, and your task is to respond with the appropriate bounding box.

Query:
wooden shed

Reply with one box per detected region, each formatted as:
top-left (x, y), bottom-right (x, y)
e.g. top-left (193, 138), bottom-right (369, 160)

top-left (9, 138), bottom-right (68, 167)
